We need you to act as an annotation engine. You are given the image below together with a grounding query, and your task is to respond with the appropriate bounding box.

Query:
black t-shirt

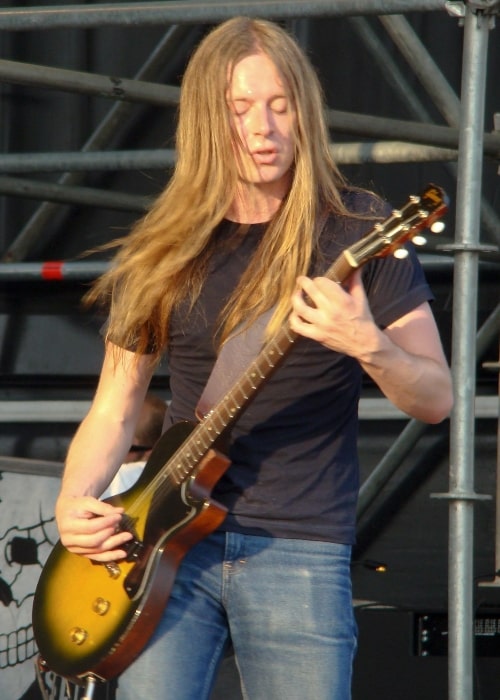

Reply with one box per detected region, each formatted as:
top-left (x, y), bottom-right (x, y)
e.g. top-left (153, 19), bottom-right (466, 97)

top-left (164, 191), bottom-right (434, 544)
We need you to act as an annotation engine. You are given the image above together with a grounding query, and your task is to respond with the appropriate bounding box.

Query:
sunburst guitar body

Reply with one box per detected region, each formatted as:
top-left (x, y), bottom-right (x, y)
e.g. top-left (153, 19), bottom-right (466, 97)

top-left (33, 421), bottom-right (229, 681)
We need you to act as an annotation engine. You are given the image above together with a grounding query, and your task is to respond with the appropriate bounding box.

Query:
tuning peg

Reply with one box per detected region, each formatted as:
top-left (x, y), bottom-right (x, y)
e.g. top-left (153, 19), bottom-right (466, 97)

top-left (430, 221), bottom-right (445, 233)
top-left (394, 248), bottom-right (409, 259)
top-left (412, 235), bottom-right (427, 246)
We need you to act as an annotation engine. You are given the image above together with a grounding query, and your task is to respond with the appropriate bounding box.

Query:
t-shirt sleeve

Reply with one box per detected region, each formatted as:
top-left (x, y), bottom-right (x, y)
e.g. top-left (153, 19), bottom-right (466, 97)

top-left (99, 318), bottom-right (156, 354)
top-left (362, 241), bottom-right (434, 329)
top-left (324, 190), bottom-right (435, 330)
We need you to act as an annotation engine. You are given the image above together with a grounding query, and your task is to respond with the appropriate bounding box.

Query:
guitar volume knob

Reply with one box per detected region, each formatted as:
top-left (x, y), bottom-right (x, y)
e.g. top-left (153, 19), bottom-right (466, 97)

top-left (104, 562), bottom-right (121, 579)
top-left (69, 627), bottom-right (88, 645)
top-left (92, 597), bottom-right (111, 616)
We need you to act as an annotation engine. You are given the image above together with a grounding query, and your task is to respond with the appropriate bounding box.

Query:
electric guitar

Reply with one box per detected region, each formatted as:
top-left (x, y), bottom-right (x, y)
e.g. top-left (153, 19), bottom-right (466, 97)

top-left (32, 184), bottom-right (448, 684)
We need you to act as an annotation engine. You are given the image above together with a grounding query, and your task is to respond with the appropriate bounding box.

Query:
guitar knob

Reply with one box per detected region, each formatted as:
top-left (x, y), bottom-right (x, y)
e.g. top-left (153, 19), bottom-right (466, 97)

top-left (413, 235), bottom-right (427, 246)
top-left (430, 221), bottom-right (445, 233)
top-left (69, 627), bottom-right (88, 645)
top-left (92, 597), bottom-right (111, 616)
top-left (394, 248), bottom-right (409, 259)
top-left (104, 562), bottom-right (121, 579)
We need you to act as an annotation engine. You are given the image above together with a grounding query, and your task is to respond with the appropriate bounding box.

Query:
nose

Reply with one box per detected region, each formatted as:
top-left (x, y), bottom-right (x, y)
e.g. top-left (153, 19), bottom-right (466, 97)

top-left (249, 103), bottom-right (273, 136)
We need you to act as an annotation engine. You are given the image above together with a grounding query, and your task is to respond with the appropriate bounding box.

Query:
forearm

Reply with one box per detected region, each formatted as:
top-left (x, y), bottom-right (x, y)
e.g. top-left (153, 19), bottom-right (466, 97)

top-left (59, 342), bottom-right (154, 500)
top-left (60, 410), bottom-right (134, 499)
top-left (357, 327), bottom-right (453, 423)
top-left (290, 275), bottom-right (453, 424)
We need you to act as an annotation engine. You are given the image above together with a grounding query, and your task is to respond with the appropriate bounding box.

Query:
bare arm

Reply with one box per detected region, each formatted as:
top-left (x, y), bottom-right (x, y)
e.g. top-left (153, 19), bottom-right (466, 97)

top-left (289, 270), bottom-right (453, 424)
top-left (55, 341), bottom-right (155, 561)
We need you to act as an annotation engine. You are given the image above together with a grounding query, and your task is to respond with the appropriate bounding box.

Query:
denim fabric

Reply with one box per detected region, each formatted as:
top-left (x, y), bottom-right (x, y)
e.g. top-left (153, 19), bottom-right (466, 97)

top-left (117, 532), bottom-right (357, 700)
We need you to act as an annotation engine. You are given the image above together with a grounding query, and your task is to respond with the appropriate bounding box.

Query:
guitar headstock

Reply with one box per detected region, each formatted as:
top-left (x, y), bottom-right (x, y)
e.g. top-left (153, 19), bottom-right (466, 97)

top-left (347, 184), bottom-right (449, 267)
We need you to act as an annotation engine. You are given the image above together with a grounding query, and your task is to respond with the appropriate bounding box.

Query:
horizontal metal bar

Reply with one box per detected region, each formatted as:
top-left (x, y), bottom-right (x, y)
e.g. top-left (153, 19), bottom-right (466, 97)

top-left (0, 456), bottom-right (63, 478)
top-left (0, 396), bottom-right (496, 422)
top-left (333, 141), bottom-right (458, 163)
top-left (0, 175), bottom-right (149, 212)
top-left (0, 261), bottom-right (110, 280)
top-left (0, 1), bottom-right (449, 32)
top-left (328, 110), bottom-right (500, 159)
top-left (0, 149), bottom-right (176, 173)
top-left (1, 254), bottom-right (477, 282)
top-left (0, 58), bottom-right (180, 106)
top-left (0, 144), bottom-right (459, 174)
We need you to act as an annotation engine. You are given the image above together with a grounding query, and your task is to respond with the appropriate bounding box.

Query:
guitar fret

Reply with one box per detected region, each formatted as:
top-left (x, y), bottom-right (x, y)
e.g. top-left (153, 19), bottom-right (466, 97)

top-left (207, 420), bottom-right (223, 435)
top-left (193, 440), bottom-right (207, 456)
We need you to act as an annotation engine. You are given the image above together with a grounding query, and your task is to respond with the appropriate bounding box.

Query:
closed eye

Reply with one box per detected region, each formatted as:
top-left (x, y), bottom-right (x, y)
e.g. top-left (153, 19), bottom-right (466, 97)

top-left (228, 99), bottom-right (250, 116)
top-left (270, 96), bottom-right (289, 114)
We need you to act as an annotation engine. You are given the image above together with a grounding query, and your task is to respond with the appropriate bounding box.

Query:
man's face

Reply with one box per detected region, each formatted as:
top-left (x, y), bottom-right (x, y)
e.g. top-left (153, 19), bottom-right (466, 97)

top-left (227, 52), bottom-right (295, 199)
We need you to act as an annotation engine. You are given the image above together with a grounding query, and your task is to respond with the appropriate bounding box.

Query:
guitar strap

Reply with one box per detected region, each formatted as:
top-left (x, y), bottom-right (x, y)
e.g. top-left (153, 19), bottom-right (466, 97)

top-left (195, 308), bottom-right (273, 420)
top-left (195, 210), bottom-right (329, 420)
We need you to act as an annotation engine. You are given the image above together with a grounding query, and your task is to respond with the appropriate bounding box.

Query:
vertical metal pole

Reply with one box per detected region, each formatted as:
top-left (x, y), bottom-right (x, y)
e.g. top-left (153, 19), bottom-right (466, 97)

top-left (448, 6), bottom-right (492, 699)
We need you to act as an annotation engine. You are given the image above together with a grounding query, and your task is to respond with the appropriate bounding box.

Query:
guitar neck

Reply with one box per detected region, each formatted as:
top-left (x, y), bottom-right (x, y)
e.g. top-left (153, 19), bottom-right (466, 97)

top-left (190, 248), bottom-right (356, 446)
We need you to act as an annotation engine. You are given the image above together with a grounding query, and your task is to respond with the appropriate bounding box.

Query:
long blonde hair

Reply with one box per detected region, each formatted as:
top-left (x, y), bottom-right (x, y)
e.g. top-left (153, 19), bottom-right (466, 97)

top-left (88, 17), bottom-right (351, 362)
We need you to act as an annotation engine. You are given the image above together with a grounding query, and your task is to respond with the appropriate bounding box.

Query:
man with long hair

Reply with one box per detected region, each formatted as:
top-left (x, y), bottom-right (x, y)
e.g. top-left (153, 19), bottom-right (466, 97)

top-left (54, 17), bottom-right (453, 699)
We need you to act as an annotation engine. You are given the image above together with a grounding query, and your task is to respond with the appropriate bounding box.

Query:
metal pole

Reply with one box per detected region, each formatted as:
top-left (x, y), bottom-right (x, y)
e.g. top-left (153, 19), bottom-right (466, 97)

top-left (0, 1), bottom-right (449, 32)
top-left (0, 261), bottom-right (109, 280)
top-left (446, 6), bottom-right (493, 699)
top-left (0, 175), bottom-right (148, 212)
top-left (0, 58), bottom-right (180, 106)
top-left (326, 109), bottom-right (500, 158)
top-left (0, 144), bottom-right (458, 174)
top-left (0, 149), bottom-right (176, 173)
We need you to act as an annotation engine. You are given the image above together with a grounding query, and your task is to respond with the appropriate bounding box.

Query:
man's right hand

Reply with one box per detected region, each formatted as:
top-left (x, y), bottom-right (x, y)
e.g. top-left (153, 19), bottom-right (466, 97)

top-left (55, 495), bottom-right (134, 562)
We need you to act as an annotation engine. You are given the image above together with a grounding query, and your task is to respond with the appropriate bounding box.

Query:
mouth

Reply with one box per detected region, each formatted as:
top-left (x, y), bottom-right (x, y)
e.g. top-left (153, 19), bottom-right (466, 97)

top-left (251, 148), bottom-right (278, 165)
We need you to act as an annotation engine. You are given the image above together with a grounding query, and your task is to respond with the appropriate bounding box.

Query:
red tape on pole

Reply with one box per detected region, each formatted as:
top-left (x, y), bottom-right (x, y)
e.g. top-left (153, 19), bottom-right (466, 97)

top-left (41, 261), bottom-right (64, 280)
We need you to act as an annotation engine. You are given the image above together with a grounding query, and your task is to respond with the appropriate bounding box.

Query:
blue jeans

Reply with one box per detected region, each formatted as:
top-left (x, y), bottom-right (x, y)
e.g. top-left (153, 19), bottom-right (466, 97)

top-left (117, 532), bottom-right (357, 700)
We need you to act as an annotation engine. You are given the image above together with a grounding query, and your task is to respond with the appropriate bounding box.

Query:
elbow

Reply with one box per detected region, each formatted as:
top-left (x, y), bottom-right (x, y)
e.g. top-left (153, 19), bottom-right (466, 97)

top-left (421, 384), bottom-right (454, 425)
top-left (406, 372), bottom-right (454, 424)
top-left (426, 403), bottom-right (453, 425)
top-left (426, 364), bottom-right (454, 424)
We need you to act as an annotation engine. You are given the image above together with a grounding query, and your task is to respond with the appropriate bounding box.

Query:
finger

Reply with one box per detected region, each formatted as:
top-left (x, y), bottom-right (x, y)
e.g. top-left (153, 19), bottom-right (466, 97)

top-left (75, 526), bottom-right (134, 561)
top-left (58, 497), bottom-right (125, 527)
top-left (295, 276), bottom-right (321, 305)
top-left (68, 546), bottom-right (130, 563)
top-left (343, 268), bottom-right (364, 295)
top-left (79, 511), bottom-right (126, 533)
top-left (62, 523), bottom-right (133, 552)
top-left (292, 277), bottom-right (323, 320)
top-left (310, 275), bottom-right (346, 299)
top-left (77, 497), bottom-right (125, 518)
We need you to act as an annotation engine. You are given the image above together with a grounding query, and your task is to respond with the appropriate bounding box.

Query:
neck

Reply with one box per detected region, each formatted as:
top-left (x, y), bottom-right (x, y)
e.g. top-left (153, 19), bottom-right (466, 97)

top-left (227, 180), bottom-right (288, 224)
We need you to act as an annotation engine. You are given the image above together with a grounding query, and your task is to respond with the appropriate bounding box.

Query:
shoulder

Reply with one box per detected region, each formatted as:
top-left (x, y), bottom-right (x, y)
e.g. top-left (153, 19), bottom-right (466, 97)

top-left (339, 186), bottom-right (391, 218)
top-left (319, 187), bottom-right (389, 255)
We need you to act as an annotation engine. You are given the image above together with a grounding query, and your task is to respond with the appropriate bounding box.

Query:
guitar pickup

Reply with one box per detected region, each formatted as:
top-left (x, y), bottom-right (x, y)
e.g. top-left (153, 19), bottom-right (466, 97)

top-left (118, 513), bottom-right (144, 562)
top-left (122, 538), bottom-right (144, 562)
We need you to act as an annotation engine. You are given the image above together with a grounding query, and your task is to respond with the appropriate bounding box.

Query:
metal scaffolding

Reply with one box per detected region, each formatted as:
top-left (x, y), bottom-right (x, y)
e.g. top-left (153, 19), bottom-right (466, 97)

top-left (0, 2), bottom-right (499, 699)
